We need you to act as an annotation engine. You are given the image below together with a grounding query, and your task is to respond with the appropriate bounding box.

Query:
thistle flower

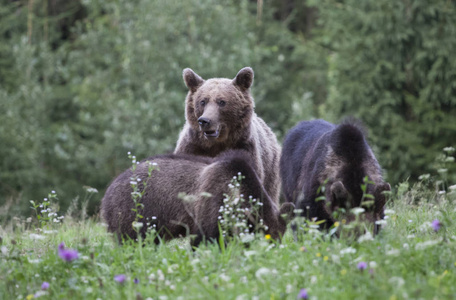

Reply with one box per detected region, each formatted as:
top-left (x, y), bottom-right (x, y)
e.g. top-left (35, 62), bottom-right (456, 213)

top-left (41, 282), bottom-right (49, 290)
top-left (114, 274), bottom-right (126, 283)
top-left (134, 278), bottom-right (139, 284)
top-left (431, 219), bottom-right (441, 232)
top-left (58, 242), bottom-right (79, 262)
top-left (357, 261), bottom-right (367, 271)
top-left (297, 288), bottom-right (308, 299)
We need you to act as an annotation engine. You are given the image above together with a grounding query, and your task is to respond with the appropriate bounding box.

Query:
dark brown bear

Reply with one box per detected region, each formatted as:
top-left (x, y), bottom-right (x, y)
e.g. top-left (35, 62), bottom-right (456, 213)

top-left (174, 67), bottom-right (281, 205)
top-left (280, 119), bottom-right (390, 234)
top-left (101, 150), bottom-right (294, 247)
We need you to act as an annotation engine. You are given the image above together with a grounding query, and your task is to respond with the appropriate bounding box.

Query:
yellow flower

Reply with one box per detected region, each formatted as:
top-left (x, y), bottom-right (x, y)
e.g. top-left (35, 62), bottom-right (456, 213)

top-left (265, 234), bottom-right (271, 240)
top-left (389, 295), bottom-right (397, 300)
top-left (26, 295), bottom-right (34, 300)
top-left (334, 221), bottom-right (340, 227)
top-left (342, 219), bottom-right (347, 224)
top-left (340, 269), bottom-right (347, 276)
top-left (316, 252), bottom-right (321, 257)
top-left (323, 256), bottom-right (329, 261)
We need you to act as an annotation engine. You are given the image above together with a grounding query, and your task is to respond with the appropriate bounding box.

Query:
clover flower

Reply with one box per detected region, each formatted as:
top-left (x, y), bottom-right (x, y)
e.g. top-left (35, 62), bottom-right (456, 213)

top-left (41, 282), bottom-right (49, 290)
top-left (297, 288), bottom-right (308, 299)
top-left (431, 219), bottom-right (441, 232)
top-left (58, 242), bottom-right (79, 262)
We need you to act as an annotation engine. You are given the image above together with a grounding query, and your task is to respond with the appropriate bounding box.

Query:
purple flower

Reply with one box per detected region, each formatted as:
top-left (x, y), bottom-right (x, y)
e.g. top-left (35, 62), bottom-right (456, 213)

top-left (357, 261), bottom-right (367, 271)
top-left (134, 278), bottom-right (139, 284)
top-left (431, 219), bottom-right (441, 232)
top-left (41, 282), bottom-right (50, 290)
top-left (58, 242), bottom-right (65, 251)
top-left (114, 274), bottom-right (126, 283)
top-left (58, 243), bottom-right (79, 262)
top-left (297, 288), bottom-right (308, 299)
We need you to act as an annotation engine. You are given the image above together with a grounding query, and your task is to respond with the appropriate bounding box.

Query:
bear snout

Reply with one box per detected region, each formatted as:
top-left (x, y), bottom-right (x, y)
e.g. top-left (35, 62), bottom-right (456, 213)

top-left (198, 116), bottom-right (211, 127)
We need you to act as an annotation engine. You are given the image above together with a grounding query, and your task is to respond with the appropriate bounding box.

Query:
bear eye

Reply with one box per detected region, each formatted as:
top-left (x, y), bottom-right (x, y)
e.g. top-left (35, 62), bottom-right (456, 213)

top-left (200, 100), bottom-right (206, 106)
top-left (218, 100), bottom-right (226, 107)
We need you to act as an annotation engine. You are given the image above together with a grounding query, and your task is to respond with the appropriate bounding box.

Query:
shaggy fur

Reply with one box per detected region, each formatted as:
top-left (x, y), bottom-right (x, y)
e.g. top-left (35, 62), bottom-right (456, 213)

top-left (101, 150), bottom-right (294, 247)
top-left (280, 119), bottom-right (390, 233)
top-left (174, 67), bottom-right (281, 206)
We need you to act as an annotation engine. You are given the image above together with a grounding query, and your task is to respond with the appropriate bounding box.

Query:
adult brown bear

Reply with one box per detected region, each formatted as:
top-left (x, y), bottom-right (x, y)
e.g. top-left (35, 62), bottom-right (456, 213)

top-left (175, 67), bottom-right (281, 205)
top-left (280, 119), bottom-right (390, 234)
top-left (101, 150), bottom-right (294, 247)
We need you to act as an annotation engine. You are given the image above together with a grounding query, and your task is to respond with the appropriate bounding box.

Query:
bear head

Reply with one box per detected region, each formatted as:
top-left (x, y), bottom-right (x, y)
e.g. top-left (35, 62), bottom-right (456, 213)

top-left (182, 67), bottom-right (255, 144)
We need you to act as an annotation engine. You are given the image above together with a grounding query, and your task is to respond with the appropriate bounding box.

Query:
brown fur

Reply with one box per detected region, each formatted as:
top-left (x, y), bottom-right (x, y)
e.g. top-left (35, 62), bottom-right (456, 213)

top-left (175, 67), bottom-right (281, 205)
top-left (101, 151), bottom-right (294, 247)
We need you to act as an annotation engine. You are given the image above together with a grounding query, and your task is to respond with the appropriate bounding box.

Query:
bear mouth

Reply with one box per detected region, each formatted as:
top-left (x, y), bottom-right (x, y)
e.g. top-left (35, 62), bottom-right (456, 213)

top-left (203, 129), bottom-right (220, 139)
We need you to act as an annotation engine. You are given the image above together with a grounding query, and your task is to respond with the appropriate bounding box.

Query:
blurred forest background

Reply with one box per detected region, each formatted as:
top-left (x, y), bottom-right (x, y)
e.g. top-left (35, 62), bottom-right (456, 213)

top-left (0, 0), bottom-right (455, 219)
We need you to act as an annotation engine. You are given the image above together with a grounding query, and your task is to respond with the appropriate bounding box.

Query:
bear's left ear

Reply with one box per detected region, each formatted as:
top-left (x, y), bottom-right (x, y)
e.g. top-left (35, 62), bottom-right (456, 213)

top-left (183, 68), bottom-right (204, 93)
top-left (233, 67), bottom-right (254, 91)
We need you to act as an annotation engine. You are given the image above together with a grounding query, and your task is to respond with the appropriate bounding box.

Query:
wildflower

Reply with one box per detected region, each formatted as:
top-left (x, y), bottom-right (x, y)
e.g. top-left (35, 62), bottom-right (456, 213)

top-left (323, 256), bottom-right (329, 261)
top-left (340, 269), bottom-right (347, 276)
top-left (297, 288), bottom-right (308, 299)
top-left (34, 291), bottom-right (47, 298)
top-left (134, 278), bottom-right (139, 284)
top-left (58, 242), bottom-right (79, 262)
top-left (333, 221), bottom-right (340, 227)
top-left (265, 234), bottom-right (271, 240)
top-left (26, 295), bottom-right (34, 300)
top-left (299, 246), bottom-right (307, 252)
top-left (41, 282), bottom-right (49, 290)
top-left (431, 219), bottom-right (441, 232)
top-left (316, 252), bottom-right (321, 257)
top-left (114, 274), bottom-right (126, 283)
top-left (357, 261), bottom-right (367, 271)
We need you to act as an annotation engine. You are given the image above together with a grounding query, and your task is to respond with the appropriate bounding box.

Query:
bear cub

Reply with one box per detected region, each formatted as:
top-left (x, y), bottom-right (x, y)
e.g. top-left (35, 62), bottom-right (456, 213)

top-left (280, 119), bottom-right (390, 234)
top-left (101, 150), bottom-right (294, 247)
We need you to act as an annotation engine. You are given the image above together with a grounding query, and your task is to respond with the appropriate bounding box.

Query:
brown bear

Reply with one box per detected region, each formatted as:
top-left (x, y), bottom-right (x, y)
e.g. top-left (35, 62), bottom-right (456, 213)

top-left (174, 67), bottom-right (281, 205)
top-left (280, 119), bottom-right (390, 234)
top-left (101, 150), bottom-right (294, 247)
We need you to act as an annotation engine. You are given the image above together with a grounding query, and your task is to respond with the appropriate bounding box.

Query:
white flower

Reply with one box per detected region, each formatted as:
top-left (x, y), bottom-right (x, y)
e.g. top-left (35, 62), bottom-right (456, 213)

top-left (384, 209), bottom-right (395, 215)
top-left (415, 238), bottom-right (442, 250)
top-left (29, 234), bottom-right (45, 240)
top-left (51, 190), bottom-right (56, 194)
top-left (34, 291), bottom-right (47, 298)
top-left (351, 207), bottom-right (365, 215)
top-left (340, 247), bottom-right (357, 255)
top-left (369, 261), bottom-right (377, 269)
top-left (255, 267), bottom-right (271, 281)
top-left (132, 222), bottom-right (144, 229)
top-left (375, 220), bottom-right (387, 225)
top-left (386, 248), bottom-right (400, 256)
top-left (357, 231), bottom-right (374, 243)
top-left (311, 275), bottom-right (317, 284)
top-left (388, 277), bottom-right (405, 288)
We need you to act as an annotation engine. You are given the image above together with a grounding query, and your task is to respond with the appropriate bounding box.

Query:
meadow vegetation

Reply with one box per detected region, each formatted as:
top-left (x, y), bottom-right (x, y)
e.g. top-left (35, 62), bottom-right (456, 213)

top-left (1, 149), bottom-right (455, 299)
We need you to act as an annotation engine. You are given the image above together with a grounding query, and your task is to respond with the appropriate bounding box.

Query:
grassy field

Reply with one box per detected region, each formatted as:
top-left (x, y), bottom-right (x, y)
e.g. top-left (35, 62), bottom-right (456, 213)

top-left (1, 180), bottom-right (456, 300)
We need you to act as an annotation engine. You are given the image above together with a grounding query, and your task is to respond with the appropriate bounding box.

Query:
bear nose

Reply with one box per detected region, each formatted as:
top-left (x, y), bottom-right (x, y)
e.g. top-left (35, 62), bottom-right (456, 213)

top-left (198, 117), bottom-right (210, 127)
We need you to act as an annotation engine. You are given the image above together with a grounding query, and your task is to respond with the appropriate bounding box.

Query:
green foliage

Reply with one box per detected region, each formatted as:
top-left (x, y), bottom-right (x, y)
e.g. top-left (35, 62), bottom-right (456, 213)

top-left (0, 0), bottom-right (317, 218)
top-left (311, 0), bottom-right (456, 183)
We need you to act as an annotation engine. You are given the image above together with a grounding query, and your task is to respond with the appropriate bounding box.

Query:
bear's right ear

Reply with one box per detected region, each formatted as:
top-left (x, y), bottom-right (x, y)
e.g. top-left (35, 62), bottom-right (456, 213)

top-left (183, 68), bottom-right (204, 93)
top-left (233, 67), bottom-right (254, 91)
